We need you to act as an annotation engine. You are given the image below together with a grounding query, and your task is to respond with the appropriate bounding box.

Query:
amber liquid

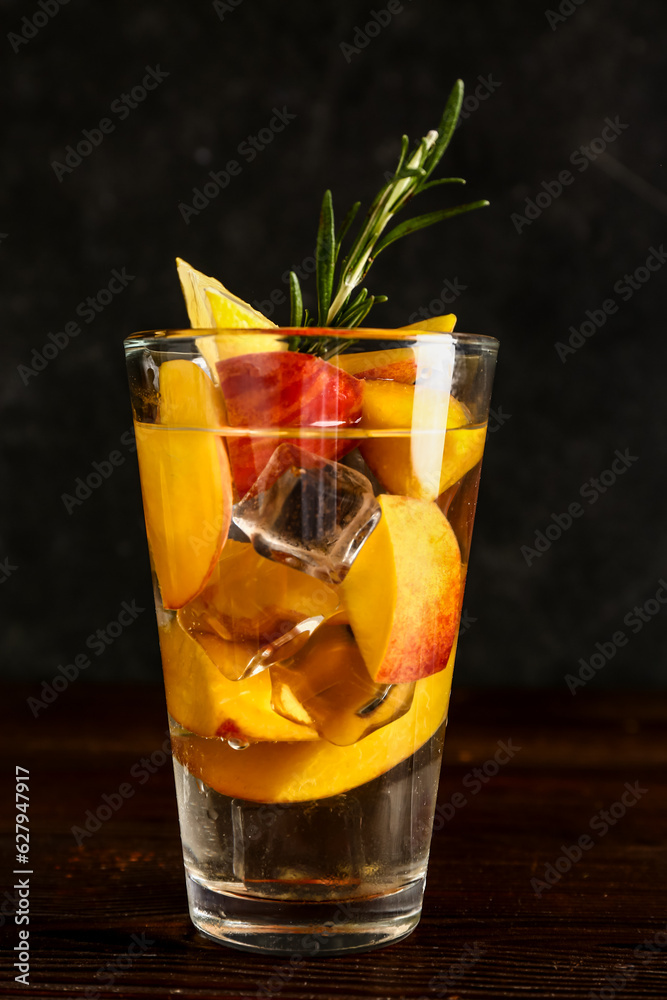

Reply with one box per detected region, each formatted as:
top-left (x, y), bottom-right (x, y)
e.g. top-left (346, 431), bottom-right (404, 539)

top-left (149, 429), bottom-right (483, 951)
top-left (155, 432), bottom-right (482, 806)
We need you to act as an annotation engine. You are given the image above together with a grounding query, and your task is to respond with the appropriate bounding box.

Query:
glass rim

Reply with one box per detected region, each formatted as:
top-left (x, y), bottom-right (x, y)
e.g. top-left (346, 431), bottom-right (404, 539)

top-left (124, 327), bottom-right (499, 352)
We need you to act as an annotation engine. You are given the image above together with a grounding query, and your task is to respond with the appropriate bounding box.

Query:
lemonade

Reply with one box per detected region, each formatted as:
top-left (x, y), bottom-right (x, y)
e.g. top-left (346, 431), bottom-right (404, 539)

top-left (125, 78), bottom-right (497, 952)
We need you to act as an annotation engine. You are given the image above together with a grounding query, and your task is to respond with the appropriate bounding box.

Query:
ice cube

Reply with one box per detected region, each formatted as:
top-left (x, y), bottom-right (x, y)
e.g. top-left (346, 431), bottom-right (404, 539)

top-left (269, 619), bottom-right (415, 746)
top-left (231, 795), bottom-right (364, 888)
top-left (176, 538), bottom-right (341, 680)
top-left (232, 443), bottom-right (381, 585)
top-left (245, 614), bottom-right (325, 675)
top-left (177, 582), bottom-right (327, 682)
top-left (177, 603), bottom-right (261, 681)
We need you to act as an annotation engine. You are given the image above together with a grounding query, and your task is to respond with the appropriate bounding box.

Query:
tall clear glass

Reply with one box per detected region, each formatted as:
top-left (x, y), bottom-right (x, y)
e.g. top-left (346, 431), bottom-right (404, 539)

top-left (124, 328), bottom-right (498, 955)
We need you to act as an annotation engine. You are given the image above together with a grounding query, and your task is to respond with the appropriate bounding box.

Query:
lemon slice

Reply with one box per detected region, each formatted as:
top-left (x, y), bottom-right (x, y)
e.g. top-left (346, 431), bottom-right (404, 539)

top-left (175, 258), bottom-right (285, 373)
top-left (399, 314), bottom-right (457, 332)
top-left (176, 257), bottom-right (277, 329)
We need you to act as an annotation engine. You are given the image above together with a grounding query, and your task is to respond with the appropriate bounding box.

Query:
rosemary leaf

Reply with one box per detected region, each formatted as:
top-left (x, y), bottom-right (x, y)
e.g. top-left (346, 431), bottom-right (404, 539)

top-left (374, 200), bottom-right (490, 256)
top-left (394, 134), bottom-right (410, 175)
top-left (337, 286), bottom-right (368, 324)
top-left (390, 167), bottom-right (428, 182)
top-left (421, 79), bottom-right (464, 180)
top-left (289, 270), bottom-right (303, 327)
top-left (340, 294), bottom-right (381, 329)
top-left (316, 189), bottom-right (336, 324)
top-left (421, 177), bottom-right (466, 190)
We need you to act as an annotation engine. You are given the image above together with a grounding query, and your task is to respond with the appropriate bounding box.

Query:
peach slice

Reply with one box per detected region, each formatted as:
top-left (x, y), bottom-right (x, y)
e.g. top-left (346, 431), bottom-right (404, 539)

top-left (331, 348), bottom-right (420, 384)
top-left (340, 494), bottom-right (462, 684)
top-left (134, 360), bottom-right (233, 609)
top-left (170, 640), bottom-right (456, 802)
top-left (158, 357), bottom-right (227, 427)
top-left (160, 619), bottom-right (319, 742)
top-left (216, 351), bottom-right (363, 497)
top-left (330, 314), bottom-right (457, 384)
top-left (359, 380), bottom-right (487, 501)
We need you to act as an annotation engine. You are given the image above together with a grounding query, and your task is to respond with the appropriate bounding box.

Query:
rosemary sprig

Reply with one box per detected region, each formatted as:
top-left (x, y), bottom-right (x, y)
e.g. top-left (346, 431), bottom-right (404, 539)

top-left (288, 79), bottom-right (488, 354)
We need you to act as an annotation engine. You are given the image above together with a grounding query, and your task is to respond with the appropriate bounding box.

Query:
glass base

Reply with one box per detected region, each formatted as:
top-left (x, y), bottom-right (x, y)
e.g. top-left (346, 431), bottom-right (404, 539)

top-left (186, 870), bottom-right (425, 955)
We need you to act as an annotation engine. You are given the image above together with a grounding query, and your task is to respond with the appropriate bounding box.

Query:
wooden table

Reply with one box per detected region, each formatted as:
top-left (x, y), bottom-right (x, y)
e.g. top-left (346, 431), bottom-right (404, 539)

top-left (1, 684), bottom-right (666, 999)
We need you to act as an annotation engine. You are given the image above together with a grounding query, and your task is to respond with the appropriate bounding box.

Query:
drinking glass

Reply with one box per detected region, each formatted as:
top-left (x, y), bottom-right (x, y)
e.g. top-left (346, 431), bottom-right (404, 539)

top-left (124, 327), bottom-right (498, 955)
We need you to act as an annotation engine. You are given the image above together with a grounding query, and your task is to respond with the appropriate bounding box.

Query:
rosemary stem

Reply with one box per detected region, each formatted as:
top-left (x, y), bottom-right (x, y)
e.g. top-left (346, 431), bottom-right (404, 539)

top-left (325, 130), bottom-right (438, 325)
top-left (286, 80), bottom-right (488, 348)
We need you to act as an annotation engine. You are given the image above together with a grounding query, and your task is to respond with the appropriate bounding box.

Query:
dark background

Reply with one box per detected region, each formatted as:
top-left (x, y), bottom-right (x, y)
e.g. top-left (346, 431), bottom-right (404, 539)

top-left (2, 0), bottom-right (665, 690)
